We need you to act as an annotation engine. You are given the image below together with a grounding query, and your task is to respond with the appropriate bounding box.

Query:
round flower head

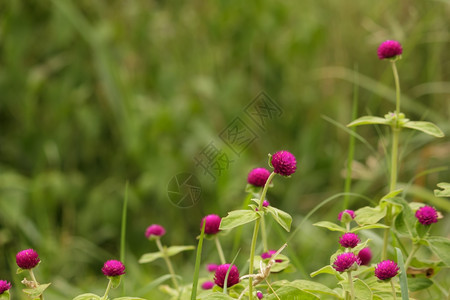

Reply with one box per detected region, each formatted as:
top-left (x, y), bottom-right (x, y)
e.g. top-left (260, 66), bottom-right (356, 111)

top-left (16, 249), bottom-right (40, 269)
top-left (102, 260), bottom-right (126, 277)
top-left (415, 206), bottom-right (438, 225)
top-left (333, 252), bottom-right (361, 272)
top-left (248, 168), bottom-right (271, 187)
top-left (377, 40), bottom-right (403, 60)
top-left (0, 280), bottom-right (12, 295)
top-left (262, 200), bottom-right (270, 207)
top-left (200, 214), bottom-right (221, 234)
top-left (261, 250), bottom-right (282, 263)
top-left (207, 263), bottom-right (219, 272)
top-left (201, 281), bottom-right (214, 290)
top-left (339, 233), bottom-right (360, 248)
top-left (257, 291), bottom-right (264, 299)
top-left (338, 209), bottom-right (355, 221)
top-left (358, 247), bottom-right (372, 266)
top-left (214, 264), bottom-right (240, 288)
top-left (375, 260), bottom-right (399, 281)
top-left (145, 224), bottom-right (166, 239)
top-left (271, 151), bottom-right (297, 176)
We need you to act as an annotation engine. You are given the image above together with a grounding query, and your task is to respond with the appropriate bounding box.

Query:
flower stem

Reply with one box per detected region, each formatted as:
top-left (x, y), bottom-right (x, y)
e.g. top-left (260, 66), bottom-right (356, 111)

top-left (156, 238), bottom-right (179, 290)
top-left (101, 278), bottom-right (112, 300)
top-left (29, 269), bottom-right (44, 300)
top-left (215, 235), bottom-right (226, 265)
top-left (260, 215), bottom-right (268, 252)
top-left (404, 243), bottom-right (420, 270)
top-left (391, 60), bottom-right (401, 117)
top-left (347, 271), bottom-right (355, 300)
top-left (390, 279), bottom-right (397, 300)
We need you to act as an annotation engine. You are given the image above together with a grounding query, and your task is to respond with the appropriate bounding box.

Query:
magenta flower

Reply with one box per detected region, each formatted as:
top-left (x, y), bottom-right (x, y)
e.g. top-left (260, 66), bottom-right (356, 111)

top-left (201, 281), bottom-right (214, 290)
top-left (0, 280), bottom-right (12, 295)
top-left (339, 233), bottom-right (360, 248)
top-left (271, 151), bottom-right (297, 176)
top-left (261, 250), bottom-right (283, 263)
top-left (377, 40), bottom-right (403, 60)
top-left (375, 260), bottom-right (399, 281)
top-left (338, 209), bottom-right (355, 221)
top-left (358, 247), bottom-right (372, 266)
top-left (214, 264), bottom-right (240, 288)
top-left (248, 168), bottom-right (271, 187)
top-left (262, 200), bottom-right (270, 207)
top-left (257, 291), bottom-right (264, 299)
top-left (207, 263), bottom-right (219, 272)
top-left (200, 214), bottom-right (221, 234)
top-left (145, 224), bottom-right (166, 239)
top-left (102, 260), bottom-right (126, 277)
top-left (332, 252), bottom-right (361, 272)
top-left (415, 206), bottom-right (438, 225)
top-left (16, 249), bottom-right (40, 269)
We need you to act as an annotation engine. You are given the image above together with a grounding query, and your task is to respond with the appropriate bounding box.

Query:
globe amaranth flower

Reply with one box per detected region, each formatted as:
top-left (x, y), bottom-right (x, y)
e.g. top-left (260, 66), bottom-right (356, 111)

top-left (201, 281), bottom-right (214, 290)
top-left (16, 249), bottom-right (40, 269)
top-left (214, 264), bottom-right (240, 288)
top-left (207, 263), bottom-right (219, 272)
top-left (262, 200), bottom-right (270, 207)
top-left (145, 224), bottom-right (166, 239)
top-left (102, 260), bottom-right (126, 277)
top-left (261, 250), bottom-right (282, 263)
top-left (339, 233), bottom-right (360, 248)
top-left (248, 168), bottom-right (271, 187)
top-left (333, 252), bottom-right (361, 272)
top-left (0, 280), bottom-right (12, 295)
top-left (375, 260), bottom-right (399, 281)
top-left (257, 291), bottom-right (264, 299)
top-left (338, 209), bottom-right (355, 221)
top-left (415, 206), bottom-right (438, 225)
top-left (271, 151), bottom-right (297, 176)
top-left (200, 214), bottom-right (221, 234)
top-left (377, 40), bottom-right (403, 60)
top-left (358, 247), bottom-right (372, 266)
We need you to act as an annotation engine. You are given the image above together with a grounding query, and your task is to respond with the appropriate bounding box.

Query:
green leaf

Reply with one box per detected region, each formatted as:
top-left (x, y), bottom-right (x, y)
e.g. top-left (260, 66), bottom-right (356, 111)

top-left (289, 280), bottom-right (342, 298)
top-left (197, 292), bottom-right (235, 299)
top-left (380, 189), bottom-right (403, 201)
top-left (354, 206), bottom-right (386, 226)
top-left (219, 210), bottom-right (259, 230)
top-left (350, 224), bottom-right (389, 232)
top-left (310, 265), bottom-right (338, 278)
top-left (354, 278), bottom-right (373, 300)
top-left (166, 245), bottom-right (195, 256)
top-left (407, 277), bottom-right (433, 292)
top-left (23, 283), bottom-right (51, 299)
top-left (266, 286), bottom-right (319, 300)
top-left (312, 221), bottom-right (346, 232)
top-left (434, 182), bottom-right (450, 198)
top-left (426, 236), bottom-right (450, 266)
top-left (265, 206), bottom-right (292, 232)
top-left (110, 275), bottom-right (121, 289)
top-left (402, 121), bottom-right (444, 138)
top-left (73, 294), bottom-right (101, 300)
top-left (396, 248), bottom-right (409, 300)
top-left (114, 298), bottom-right (147, 300)
top-left (0, 291), bottom-right (10, 300)
top-left (347, 116), bottom-right (390, 127)
top-left (138, 251), bottom-right (164, 264)
top-left (388, 198), bottom-right (417, 239)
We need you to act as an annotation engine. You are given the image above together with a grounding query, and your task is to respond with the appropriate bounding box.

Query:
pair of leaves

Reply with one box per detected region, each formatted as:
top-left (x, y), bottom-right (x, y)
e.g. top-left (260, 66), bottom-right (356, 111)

top-left (434, 182), bottom-right (450, 198)
top-left (268, 280), bottom-right (342, 300)
top-left (220, 207), bottom-right (292, 232)
top-left (138, 245), bottom-right (195, 264)
top-left (23, 283), bottom-right (51, 299)
top-left (313, 221), bottom-right (388, 233)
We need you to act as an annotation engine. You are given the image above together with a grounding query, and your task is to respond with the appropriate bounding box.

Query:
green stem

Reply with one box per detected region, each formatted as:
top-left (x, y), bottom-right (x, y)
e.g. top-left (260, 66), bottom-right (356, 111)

top-left (29, 269), bottom-right (44, 300)
top-left (215, 235), bottom-right (226, 265)
top-left (101, 279), bottom-right (112, 300)
top-left (156, 238), bottom-right (179, 290)
top-left (261, 215), bottom-right (268, 252)
top-left (404, 243), bottom-right (420, 270)
top-left (191, 221), bottom-right (206, 300)
top-left (391, 60), bottom-right (401, 117)
top-left (348, 271), bottom-right (355, 300)
top-left (381, 214), bottom-right (391, 260)
top-left (390, 279), bottom-right (397, 300)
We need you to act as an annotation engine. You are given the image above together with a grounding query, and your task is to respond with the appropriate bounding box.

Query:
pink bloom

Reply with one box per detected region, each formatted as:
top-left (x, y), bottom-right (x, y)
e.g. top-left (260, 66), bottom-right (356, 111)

top-left (261, 250), bottom-right (282, 263)
top-left (257, 291), bottom-right (264, 299)
top-left (339, 233), bottom-right (360, 248)
top-left (214, 264), bottom-right (240, 288)
top-left (201, 281), bottom-right (214, 290)
top-left (0, 280), bottom-right (12, 295)
top-left (200, 214), bottom-right (221, 234)
top-left (375, 260), bottom-right (399, 280)
top-left (16, 249), bottom-right (40, 269)
top-left (377, 40), bottom-right (403, 59)
top-left (247, 168), bottom-right (271, 187)
top-left (102, 260), bottom-right (126, 277)
top-left (207, 263), bottom-right (219, 272)
top-left (415, 206), bottom-right (438, 225)
top-left (271, 151), bottom-right (297, 176)
top-left (338, 210), bottom-right (355, 221)
top-left (262, 200), bottom-right (270, 207)
top-left (333, 253), bottom-right (361, 272)
top-left (358, 247), bottom-right (372, 266)
top-left (145, 224), bottom-right (166, 239)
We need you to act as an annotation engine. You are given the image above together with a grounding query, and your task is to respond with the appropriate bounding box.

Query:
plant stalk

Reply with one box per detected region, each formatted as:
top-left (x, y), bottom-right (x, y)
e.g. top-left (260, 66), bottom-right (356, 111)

top-left (101, 279), bottom-right (112, 300)
top-left (156, 238), bottom-right (179, 290)
top-left (29, 269), bottom-right (44, 300)
top-left (348, 271), bottom-right (355, 300)
top-left (390, 279), bottom-right (397, 300)
top-left (215, 235), bottom-right (226, 265)
top-left (404, 243), bottom-right (420, 270)
top-left (261, 215), bottom-right (268, 252)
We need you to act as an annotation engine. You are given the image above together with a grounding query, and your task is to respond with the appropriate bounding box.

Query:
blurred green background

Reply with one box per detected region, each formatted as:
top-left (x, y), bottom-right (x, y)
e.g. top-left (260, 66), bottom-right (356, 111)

top-left (1, 0), bottom-right (449, 299)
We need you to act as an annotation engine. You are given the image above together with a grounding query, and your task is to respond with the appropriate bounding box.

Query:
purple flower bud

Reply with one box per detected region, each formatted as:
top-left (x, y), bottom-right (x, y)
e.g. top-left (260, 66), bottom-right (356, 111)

top-left (332, 252), bottom-right (361, 272)
top-left (247, 168), bottom-right (271, 187)
top-left (377, 40), bottom-right (403, 59)
top-left (200, 214), bottom-right (221, 235)
top-left (261, 250), bottom-right (283, 263)
top-left (262, 200), bottom-right (270, 207)
top-left (415, 206), bottom-right (438, 225)
top-left (201, 281), bottom-right (214, 290)
top-left (271, 151), bottom-right (297, 176)
top-left (214, 264), bottom-right (240, 288)
top-left (207, 263), bottom-right (219, 272)
top-left (375, 260), bottom-right (399, 281)
top-left (0, 280), bottom-right (12, 295)
top-left (102, 260), bottom-right (126, 277)
top-left (339, 233), bottom-right (360, 248)
top-left (257, 291), bottom-right (264, 299)
top-left (338, 210), bottom-right (355, 221)
top-left (358, 247), bottom-right (372, 266)
top-left (145, 224), bottom-right (166, 239)
top-left (16, 249), bottom-right (40, 269)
